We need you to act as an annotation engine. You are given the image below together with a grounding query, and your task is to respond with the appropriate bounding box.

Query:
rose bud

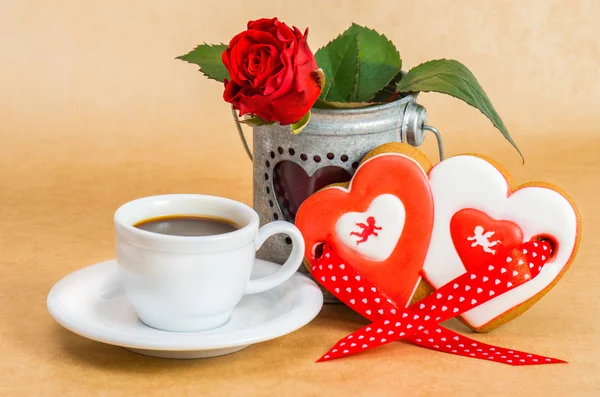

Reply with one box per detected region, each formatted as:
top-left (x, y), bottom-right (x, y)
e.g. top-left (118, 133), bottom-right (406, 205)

top-left (222, 18), bottom-right (322, 126)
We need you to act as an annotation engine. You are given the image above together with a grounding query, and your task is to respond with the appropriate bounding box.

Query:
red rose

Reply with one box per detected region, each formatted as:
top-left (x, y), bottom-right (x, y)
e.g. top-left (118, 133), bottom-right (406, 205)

top-left (222, 18), bottom-right (321, 125)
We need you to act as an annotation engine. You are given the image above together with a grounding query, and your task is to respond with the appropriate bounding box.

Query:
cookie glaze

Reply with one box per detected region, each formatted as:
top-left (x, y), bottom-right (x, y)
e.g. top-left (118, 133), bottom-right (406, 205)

top-left (296, 152), bottom-right (434, 307)
top-left (422, 155), bottom-right (579, 329)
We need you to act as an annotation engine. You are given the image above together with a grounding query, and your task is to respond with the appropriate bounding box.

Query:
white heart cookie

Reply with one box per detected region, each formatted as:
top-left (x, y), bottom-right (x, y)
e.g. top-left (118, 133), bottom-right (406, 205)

top-left (422, 155), bottom-right (579, 329)
top-left (336, 194), bottom-right (406, 261)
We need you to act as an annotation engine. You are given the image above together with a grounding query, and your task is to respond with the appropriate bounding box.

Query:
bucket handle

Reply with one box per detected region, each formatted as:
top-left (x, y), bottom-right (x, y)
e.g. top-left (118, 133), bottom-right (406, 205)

top-left (232, 106), bottom-right (254, 162)
top-left (422, 125), bottom-right (445, 161)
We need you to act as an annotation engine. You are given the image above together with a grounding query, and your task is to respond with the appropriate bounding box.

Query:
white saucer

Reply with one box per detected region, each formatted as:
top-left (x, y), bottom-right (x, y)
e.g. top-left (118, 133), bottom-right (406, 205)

top-left (47, 259), bottom-right (323, 359)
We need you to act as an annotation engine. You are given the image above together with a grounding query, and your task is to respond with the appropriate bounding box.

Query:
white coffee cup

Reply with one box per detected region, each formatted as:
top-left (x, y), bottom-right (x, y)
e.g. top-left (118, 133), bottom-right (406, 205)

top-left (114, 194), bottom-right (305, 332)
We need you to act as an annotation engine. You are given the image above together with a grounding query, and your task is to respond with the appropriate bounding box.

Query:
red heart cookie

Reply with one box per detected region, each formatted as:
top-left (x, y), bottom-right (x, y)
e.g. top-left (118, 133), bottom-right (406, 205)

top-left (450, 208), bottom-right (524, 272)
top-left (296, 144), bottom-right (434, 307)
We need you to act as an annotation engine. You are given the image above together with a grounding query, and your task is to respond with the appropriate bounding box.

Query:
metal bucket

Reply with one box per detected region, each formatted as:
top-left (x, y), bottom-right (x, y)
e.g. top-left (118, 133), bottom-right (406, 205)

top-left (235, 94), bottom-right (443, 302)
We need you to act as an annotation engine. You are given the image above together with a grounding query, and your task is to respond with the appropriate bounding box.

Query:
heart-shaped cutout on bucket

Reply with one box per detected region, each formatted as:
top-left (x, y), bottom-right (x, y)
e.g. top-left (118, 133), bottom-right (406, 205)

top-left (273, 160), bottom-right (351, 221)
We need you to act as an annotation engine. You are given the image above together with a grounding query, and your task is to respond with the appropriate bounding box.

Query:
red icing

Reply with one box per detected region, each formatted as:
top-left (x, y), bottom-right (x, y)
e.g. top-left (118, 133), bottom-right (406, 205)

top-left (450, 209), bottom-right (524, 273)
top-left (296, 153), bottom-right (434, 307)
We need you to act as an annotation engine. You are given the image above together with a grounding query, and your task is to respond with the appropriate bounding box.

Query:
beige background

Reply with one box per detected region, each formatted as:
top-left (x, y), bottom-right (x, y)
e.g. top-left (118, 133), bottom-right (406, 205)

top-left (1, 0), bottom-right (599, 396)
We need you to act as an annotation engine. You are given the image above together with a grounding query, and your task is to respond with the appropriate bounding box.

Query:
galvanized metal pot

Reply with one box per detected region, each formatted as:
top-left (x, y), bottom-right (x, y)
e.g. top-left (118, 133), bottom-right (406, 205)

top-left (236, 95), bottom-right (442, 302)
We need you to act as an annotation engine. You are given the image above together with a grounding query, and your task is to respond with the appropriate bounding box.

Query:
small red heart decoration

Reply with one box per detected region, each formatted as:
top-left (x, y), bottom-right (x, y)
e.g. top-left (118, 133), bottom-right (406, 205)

top-left (450, 208), bottom-right (524, 273)
top-left (296, 149), bottom-right (434, 307)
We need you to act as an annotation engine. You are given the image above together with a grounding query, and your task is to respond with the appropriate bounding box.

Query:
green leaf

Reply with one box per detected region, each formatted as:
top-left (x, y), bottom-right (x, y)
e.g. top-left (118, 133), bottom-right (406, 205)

top-left (238, 116), bottom-right (274, 127)
top-left (314, 32), bottom-right (360, 102)
top-left (371, 71), bottom-right (405, 102)
top-left (397, 59), bottom-right (522, 160)
top-left (176, 43), bottom-right (229, 83)
top-left (291, 112), bottom-right (311, 135)
top-left (314, 24), bottom-right (402, 103)
top-left (341, 24), bottom-right (402, 102)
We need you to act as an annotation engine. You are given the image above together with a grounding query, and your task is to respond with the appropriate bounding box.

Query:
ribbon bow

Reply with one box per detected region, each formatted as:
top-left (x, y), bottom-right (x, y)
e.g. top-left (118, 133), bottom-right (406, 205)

top-left (311, 239), bottom-right (565, 366)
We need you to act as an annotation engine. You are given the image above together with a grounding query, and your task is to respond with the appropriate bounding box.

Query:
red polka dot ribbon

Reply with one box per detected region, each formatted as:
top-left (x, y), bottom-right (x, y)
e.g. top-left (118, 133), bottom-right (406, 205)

top-left (311, 240), bottom-right (566, 366)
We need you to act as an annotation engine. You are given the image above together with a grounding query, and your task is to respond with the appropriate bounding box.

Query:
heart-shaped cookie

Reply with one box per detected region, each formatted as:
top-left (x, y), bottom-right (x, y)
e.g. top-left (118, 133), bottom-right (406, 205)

top-left (420, 155), bottom-right (581, 332)
top-left (296, 143), bottom-right (434, 307)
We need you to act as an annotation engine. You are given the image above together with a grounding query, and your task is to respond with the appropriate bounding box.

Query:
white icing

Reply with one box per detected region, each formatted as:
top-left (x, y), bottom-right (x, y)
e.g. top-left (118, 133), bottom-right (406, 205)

top-left (423, 155), bottom-right (578, 328)
top-left (335, 194), bottom-right (406, 261)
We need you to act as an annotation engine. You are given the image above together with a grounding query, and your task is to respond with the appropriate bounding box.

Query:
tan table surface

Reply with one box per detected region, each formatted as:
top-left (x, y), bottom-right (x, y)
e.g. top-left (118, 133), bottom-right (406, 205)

top-left (1, 1), bottom-right (599, 396)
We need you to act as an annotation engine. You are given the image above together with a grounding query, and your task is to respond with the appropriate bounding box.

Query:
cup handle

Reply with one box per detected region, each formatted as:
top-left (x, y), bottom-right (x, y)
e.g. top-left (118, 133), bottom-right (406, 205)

top-left (244, 221), bottom-right (305, 295)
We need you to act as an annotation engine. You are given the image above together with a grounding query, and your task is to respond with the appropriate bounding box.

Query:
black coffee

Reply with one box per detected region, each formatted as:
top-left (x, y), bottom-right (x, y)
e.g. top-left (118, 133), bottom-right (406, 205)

top-left (134, 215), bottom-right (239, 236)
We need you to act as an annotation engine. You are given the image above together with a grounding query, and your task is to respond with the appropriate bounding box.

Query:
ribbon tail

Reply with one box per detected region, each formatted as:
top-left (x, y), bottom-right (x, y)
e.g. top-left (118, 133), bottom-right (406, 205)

top-left (406, 325), bottom-right (566, 366)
